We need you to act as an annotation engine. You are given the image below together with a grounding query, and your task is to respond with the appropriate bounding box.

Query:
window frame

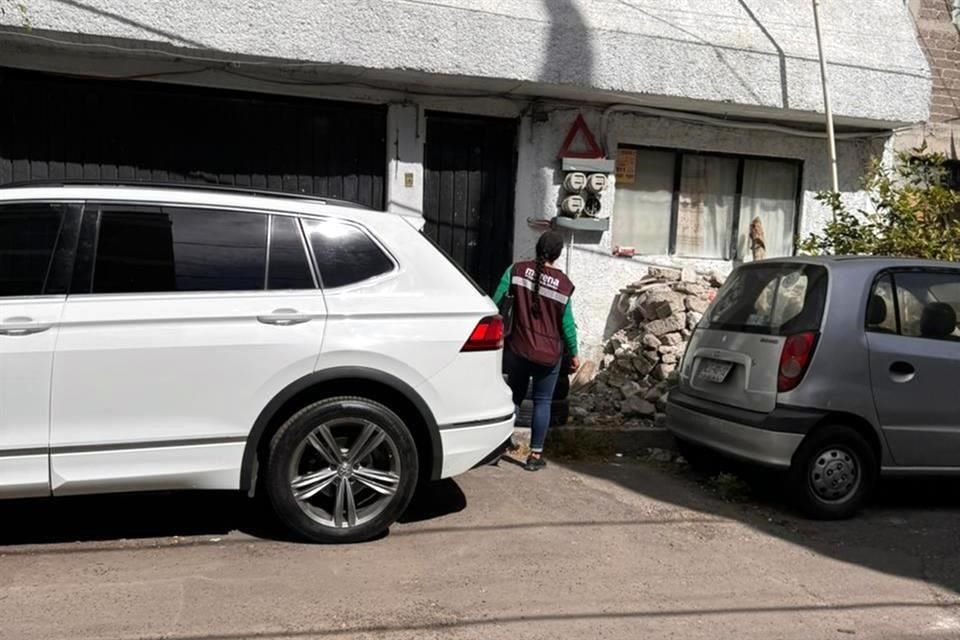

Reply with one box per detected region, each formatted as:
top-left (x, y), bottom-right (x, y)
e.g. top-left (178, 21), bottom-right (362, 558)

top-left (866, 267), bottom-right (960, 341)
top-left (615, 145), bottom-right (804, 261)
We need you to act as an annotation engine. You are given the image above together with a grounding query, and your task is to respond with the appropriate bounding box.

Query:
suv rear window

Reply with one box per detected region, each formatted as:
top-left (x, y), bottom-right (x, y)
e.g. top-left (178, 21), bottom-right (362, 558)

top-left (302, 218), bottom-right (394, 288)
top-left (703, 263), bottom-right (828, 335)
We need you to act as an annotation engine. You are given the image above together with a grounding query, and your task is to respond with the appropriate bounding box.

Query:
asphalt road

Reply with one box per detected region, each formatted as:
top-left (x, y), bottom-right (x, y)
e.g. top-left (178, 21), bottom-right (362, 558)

top-left (2, 458), bottom-right (960, 640)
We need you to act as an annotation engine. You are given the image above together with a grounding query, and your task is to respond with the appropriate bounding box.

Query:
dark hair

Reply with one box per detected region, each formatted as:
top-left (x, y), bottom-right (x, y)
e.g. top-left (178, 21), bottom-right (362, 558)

top-left (532, 231), bottom-right (565, 318)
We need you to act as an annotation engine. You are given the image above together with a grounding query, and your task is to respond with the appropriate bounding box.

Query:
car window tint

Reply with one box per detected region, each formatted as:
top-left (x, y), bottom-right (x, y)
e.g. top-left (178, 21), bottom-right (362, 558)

top-left (866, 275), bottom-right (898, 334)
top-left (303, 219), bottom-right (393, 288)
top-left (704, 263), bottom-right (827, 335)
top-left (893, 271), bottom-right (960, 341)
top-left (268, 216), bottom-right (315, 290)
top-left (0, 203), bottom-right (64, 297)
top-left (93, 205), bottom-right (267, 293)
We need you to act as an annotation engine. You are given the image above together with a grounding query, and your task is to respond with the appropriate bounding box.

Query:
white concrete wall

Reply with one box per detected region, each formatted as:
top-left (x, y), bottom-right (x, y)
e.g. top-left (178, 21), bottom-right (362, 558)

top-left (0, 0), bottom-right (930, 125)
top-left (385, 104), bottom-right (425, 226)
top-left (512, 107), bottom-right (882, 359)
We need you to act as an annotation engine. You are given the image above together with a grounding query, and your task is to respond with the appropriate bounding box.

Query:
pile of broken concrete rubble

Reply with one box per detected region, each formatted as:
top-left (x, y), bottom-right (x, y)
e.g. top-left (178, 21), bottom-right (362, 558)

top-left (570, 266), bottom-right (724, 425)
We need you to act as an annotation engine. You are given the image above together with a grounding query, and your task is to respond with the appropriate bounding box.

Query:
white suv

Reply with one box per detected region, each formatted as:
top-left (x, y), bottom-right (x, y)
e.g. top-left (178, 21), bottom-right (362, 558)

top-left (0, 183), bottom-right (514, 543)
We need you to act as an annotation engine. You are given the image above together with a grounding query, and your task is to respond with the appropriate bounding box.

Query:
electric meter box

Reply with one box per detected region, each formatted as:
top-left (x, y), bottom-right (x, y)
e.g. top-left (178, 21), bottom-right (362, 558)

top-left (560, 195), bottom-right (585, 217)
top-left (562, 172), bottom-right (587, 193)
top-left (586, 173), bottom-right (607, 194)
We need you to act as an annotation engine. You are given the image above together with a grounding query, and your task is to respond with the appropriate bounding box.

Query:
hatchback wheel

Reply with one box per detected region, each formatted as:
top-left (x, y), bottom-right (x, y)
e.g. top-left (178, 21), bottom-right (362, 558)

top-left (789, 424), bottom-right (877, 520)
top-left (265, 396), bottom-right (418, 543)
top-left (675, 438), bottom-right (724, 474)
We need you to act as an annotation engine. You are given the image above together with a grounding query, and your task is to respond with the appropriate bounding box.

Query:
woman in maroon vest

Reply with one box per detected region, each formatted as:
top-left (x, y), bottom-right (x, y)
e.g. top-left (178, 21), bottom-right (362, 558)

top-left (493, 231), bottom-right (580, 471)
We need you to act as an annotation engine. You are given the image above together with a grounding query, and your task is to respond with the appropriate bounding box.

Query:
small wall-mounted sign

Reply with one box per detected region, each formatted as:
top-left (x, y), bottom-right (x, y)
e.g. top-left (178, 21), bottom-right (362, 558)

top-left (404, 172), bottom-right (414, 188)
top-left (616, 148), bottom-right (637, 184)
top-left (557, 114), bottom-right (604, 160)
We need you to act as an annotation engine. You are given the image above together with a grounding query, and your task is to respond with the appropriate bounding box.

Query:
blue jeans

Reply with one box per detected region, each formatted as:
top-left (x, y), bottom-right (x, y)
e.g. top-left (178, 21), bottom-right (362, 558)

top-left (505, 350), bottom-right (561, 454)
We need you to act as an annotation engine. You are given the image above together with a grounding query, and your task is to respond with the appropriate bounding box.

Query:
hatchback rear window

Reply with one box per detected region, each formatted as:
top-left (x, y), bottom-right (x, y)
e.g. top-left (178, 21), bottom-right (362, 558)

top-left (703, 263), bottom-right (828, 335)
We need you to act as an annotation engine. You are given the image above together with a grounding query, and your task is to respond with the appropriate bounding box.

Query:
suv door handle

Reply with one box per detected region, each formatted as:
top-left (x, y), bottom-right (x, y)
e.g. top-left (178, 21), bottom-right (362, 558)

top-left (257, 309), bottom-right (311, 326)
top-left (0, 317), bottom-right (52, 336)
top-left (889, 361), bottom-right (916, 383)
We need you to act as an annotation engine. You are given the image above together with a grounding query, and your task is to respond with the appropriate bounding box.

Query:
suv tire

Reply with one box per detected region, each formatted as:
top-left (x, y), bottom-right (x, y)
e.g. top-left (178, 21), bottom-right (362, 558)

top-left (789, 424), bottom-right (878, 520)
top-left (265, 396), bottom-right (419, 543)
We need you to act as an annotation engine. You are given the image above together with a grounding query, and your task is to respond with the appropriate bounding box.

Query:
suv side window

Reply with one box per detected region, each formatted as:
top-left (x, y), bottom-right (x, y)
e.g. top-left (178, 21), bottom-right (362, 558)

top-left (0, 202), bottom-right (65, 297)
top-left (891, 271), bottom-right (960, 341)
top-left (303, 218), bottom-right (394, 288)
top-left (88, 205), bottom-right (268, 294)
top-left (268, 216), bottom-right (315, 290)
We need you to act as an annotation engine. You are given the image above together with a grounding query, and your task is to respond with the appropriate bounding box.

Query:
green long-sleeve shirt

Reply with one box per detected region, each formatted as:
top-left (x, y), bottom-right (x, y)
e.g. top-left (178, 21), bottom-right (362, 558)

top-left (492, 266), bottom-right (579, 356)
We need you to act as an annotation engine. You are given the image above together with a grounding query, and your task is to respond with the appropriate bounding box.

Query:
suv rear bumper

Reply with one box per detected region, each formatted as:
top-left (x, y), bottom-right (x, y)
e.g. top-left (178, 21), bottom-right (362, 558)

top-left (438, 414), bottom-right (515, 478)
top-left (666, 391), bottom-right (824, 468)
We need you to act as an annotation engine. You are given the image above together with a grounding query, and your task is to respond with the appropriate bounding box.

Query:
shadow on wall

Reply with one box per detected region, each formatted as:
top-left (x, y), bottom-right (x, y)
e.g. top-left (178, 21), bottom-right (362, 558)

top-left (736, 0), bottom-right (789, 109)
top-left (614, 0), bottom-right (765, 105)
top-left (540, 0), bottom-right (594, 87)
top-left (52, 0), bottom-right (209, 48)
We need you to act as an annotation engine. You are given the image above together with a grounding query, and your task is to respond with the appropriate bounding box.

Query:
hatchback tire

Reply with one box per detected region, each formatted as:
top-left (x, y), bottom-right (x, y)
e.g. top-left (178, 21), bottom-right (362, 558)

top-left (675, 438), bottom-right (724, 474)
top-left (789, 424), bottom-right (877, 520)
top-left (265, 396), bottom-right (419, 543)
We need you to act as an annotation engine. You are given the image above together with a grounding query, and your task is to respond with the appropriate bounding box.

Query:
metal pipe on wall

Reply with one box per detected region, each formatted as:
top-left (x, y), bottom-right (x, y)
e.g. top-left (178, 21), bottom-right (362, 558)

top-left (812, 0), bottom-right (840, 199)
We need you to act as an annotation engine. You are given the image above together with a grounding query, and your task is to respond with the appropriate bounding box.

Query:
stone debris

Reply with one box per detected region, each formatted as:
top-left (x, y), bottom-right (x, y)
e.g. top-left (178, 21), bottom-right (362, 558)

top-left (571, 266), bottom-right (721, 423)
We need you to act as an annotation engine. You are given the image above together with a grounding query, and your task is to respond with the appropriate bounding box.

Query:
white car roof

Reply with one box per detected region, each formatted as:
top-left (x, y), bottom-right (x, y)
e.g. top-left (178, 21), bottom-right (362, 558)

top-left (0, 183), bottom-right (372, 222)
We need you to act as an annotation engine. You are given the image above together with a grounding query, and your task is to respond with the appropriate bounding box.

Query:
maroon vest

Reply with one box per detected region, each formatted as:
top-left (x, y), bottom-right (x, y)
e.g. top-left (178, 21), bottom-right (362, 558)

top-left (507, 261), bottom-right (575, 366)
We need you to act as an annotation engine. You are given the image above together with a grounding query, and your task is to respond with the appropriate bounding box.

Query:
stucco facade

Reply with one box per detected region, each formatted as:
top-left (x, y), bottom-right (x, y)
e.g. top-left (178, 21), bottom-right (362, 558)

top-left (0, 0), bottom-right (933, 357)
top-left (0, 0), bottom-right (930, 124)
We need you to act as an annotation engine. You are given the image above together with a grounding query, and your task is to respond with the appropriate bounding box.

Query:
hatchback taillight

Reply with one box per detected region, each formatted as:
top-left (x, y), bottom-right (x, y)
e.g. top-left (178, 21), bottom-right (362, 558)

top-left (461, 315), bottom-right (505, 352)
top-left (777, 331), bottom-right (818, 393)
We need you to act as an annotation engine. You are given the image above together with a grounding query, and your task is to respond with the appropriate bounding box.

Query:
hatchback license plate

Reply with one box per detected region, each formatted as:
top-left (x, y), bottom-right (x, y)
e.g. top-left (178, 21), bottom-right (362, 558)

top-left (698, 359), bottom-right (733, 384)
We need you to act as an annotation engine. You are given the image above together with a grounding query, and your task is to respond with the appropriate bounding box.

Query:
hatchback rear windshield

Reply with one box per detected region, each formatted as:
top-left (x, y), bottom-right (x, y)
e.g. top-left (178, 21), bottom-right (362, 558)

top-left (702, 263), bottom-right (828, 336)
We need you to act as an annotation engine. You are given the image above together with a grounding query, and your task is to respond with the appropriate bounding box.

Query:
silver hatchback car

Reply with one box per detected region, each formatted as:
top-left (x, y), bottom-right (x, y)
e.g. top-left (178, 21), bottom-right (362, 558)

top-left (667, 256), bottom-right (960, 519)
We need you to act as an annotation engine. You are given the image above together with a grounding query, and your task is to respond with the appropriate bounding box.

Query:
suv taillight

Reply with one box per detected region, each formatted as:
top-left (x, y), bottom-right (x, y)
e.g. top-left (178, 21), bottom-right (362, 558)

top-left (461, 316), bottom-right (504, 352)
top-left (777, 332), bottom-right (818, 393)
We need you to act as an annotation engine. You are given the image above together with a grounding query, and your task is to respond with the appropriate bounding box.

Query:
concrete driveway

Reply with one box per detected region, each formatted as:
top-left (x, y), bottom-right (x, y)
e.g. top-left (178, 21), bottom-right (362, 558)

top-left (1, 459), bottom-right (959, 640)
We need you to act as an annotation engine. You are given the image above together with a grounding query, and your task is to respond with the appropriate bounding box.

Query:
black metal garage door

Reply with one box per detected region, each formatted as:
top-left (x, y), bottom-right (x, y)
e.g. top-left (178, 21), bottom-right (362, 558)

top-left (0, 68), bottom-right (386, 209)
top-left (423, 112), bottom-right (517, 295)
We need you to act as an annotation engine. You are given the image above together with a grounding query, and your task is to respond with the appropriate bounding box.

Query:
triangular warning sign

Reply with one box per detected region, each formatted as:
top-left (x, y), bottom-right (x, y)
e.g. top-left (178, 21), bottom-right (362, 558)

top-left (558, 114), bottom-right (604, 160)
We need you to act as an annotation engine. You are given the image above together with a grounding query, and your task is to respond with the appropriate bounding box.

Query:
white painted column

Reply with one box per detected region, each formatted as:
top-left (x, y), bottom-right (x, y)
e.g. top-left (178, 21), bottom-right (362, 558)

top-left (385, 103), bottom-right (425, 226)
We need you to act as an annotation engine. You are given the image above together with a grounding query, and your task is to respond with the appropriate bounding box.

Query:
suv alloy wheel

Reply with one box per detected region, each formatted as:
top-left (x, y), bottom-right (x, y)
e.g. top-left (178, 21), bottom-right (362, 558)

top-left (265, 397), bottom-right (419, 543)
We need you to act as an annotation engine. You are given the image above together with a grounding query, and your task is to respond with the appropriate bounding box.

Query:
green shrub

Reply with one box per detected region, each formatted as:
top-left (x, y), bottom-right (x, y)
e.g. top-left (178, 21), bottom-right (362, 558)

top-left (800, 147), bottom-right (960, 261)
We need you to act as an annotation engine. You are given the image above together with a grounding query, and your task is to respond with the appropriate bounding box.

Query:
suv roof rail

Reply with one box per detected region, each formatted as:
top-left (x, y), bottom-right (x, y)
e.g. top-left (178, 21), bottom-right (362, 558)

top-left (0, 180), bottom-right (370, 209)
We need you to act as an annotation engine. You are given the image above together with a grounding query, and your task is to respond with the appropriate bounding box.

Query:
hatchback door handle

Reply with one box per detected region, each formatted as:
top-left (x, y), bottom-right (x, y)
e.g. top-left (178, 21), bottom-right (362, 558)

top-left (257, 309), bottom-right (311, 326)
top-left (0, 317), bottom-right (52, 336)
top-left (889, 361), bottom-right (916, 383)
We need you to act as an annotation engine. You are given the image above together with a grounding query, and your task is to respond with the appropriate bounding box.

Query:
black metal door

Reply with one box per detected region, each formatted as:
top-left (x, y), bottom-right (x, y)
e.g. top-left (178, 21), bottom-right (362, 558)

top-left (0, 67), bottom-right (386, 209)
top-left (423, 113), bottom-right (516, 295)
